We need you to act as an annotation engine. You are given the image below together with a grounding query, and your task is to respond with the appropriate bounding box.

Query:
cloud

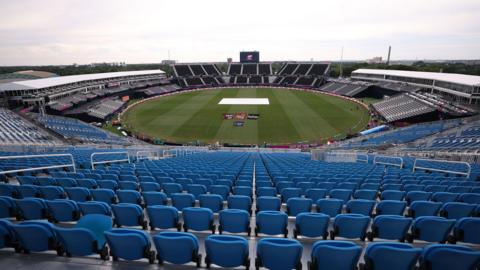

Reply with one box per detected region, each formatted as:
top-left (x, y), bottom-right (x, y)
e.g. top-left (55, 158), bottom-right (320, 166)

top-left (0, 0), bottom-right (479, 65)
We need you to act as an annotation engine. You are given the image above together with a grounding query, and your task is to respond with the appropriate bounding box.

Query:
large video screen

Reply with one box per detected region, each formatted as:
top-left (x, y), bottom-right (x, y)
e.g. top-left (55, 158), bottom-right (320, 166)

top-left (240, 51), bottom-right (260, 63)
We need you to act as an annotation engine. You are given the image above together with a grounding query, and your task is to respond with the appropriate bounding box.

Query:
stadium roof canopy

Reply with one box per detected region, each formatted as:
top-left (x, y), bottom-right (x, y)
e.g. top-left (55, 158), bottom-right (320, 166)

top-left (0, 70), bottom-right (164, 91)
top-left (352, 69), bottom-right (480, 87)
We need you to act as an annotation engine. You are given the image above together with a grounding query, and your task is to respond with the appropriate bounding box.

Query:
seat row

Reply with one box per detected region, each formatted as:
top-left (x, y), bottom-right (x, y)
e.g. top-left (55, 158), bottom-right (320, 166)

top-left (1, 216), bottom-right (479, 270)
top-left (266, 187), bottom-right (480, 205)
top-left (3, 196), bottom-right (480, 246)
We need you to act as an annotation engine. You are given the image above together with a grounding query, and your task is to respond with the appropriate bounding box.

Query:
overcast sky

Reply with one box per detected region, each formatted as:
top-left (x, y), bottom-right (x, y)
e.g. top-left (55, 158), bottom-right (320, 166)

top-left (0, 0), bottom-right (479, 65)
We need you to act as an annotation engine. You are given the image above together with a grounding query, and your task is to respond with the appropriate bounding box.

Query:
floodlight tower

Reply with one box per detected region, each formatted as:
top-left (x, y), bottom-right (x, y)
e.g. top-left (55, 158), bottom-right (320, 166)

top-left (386, 46), bottom-right (391, 66)
top-left (339, 46), bottom-right (344, 78)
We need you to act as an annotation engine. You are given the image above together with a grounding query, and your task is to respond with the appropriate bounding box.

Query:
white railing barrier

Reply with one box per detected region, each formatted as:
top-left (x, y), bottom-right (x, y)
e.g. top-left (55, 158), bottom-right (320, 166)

top-left (162, 149), bottom-right (177, 158)
top-left (374, 155), bottom-right (404, 168)
top-left (0, 154), bottom-right (76, 175)
top-left (355, 151), bottom-right (368, 163)
top-left (413, 158), bottom-right (471, 177)
top-left (136, 150), bottom-right (160, 161)
top-left (91, 152), bottom-right (130, 170)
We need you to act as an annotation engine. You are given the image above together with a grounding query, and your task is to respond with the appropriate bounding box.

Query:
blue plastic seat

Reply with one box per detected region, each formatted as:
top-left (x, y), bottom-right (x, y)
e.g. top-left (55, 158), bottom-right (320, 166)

top-left (408, 201), bottom-right (442, 218)
top-left (205, 235), bottom-right (250, 269)
top-left (227, 195), bottom-right (252, 214)
top-left (354, 189), bottom-right (377, 200)
top-left (0, 196), bottom-right (16, 218)
top-left (91, 188), bottom-right (116, 205)
top-left (431, 192), bottom-right (458, 203)
top-left (111, 203), bottom-right (147, 229)
top-left (459, 193), bottom-right (480, 204)
top-left (97, 180), bottom-right (118, 190)
top-left (406, 191), bottom-right (432, 205)
top-left (256, 181), bottom-right (273, 188)
top-left (309, 240), bottom-right (361, 270)
top-left (452, 217), bottom-right (480, 244)
top-left (199, 194), bottom-right (224, 213)
top-left (286, 197), bottom-right (312, 216)
top-left (182, 207), bottom-right (215, 233)
top-left (345, 199), bottom-right (375, 216)
top-left (186, 184), bottom-right (207, 199)
top-left (209, 185), bottom-right (230, 200)
top-left (256, 196), bottom-right (281, 212)
top-left (162, 183), bottom-right (183, 196)
top-left (296, 182), bottom-right (315, 194)
top-left (119, 175), bottom-right (137, 182)
top-left (329, 189), bottom-right (352, 204)
top-left (16, 198), bottom-right (48, 220)
top-left (38, 186), bottom-right (65, 200)
top-left (139, 182), bottom-right (161, 192)
top-left (447, 186), bottom-right (471, 194)
top-left (376, 200), bottom-right (407, 216)
top-left (368, 215), bottom-right (413, 242)
top-left (46, 199), bottom-right (80, 222)
top-left (104, 228), bottom-right (156, 263)
top-left (255, 210), bottom-right (288, 237)
top-left (305, 188), bottom-right (327, 202)
top-left (362, 183), bottom-right (381, 190)
top-left (56, 178), bottom-right (77, 188)
top-left (118, 181), bottom-right (139, 191)
top-left (0, 184), bottom-right (16, 197)
top-left (196, 179), bottom-right (213, 189)
top-left (17, 176), bottom-right (37, 185)
top-left (153, 232), bottom-right (201, 267)
top-left (281, 188), bottom-right (302, 203)
top-left (142, 191), bottom-right (167, 206)
top-left (117, 190), bottom-right (142, 205)
top-left (361, 242), bottom-right (421, 270)
top-left (256, 187), bottom-right (276, 197)
top-left (383, 183), bottom-right (403, 191)
top-left (331, 214), bottom-right (370, 241)
top-left (234, 186), bottom-right (253, 197)
top-left (12, 221), bottom-right (57, 253)
top-left (0, 219), bottom-right (15, 249)
top-left (407, 216), bottom-right (455, 243)
top-left (236, 180), bottom-right (252, 187)
top-left (316, 198), bottom-right (343, 217)
top-left (78, 201), bottom-right (112, 216)
top-left (256, 238), bottom-right (302, 270)
top-left (380, 190), bottom-right (405, 201)
top-left (170, 193), bottom-right (195, 211)
top-left (219, 209), bottom-right (251, 236)
top-left (16, 185), bottom-right (38, 198)
top-left (440, 202), bottom-right (475, 219)
top-left (65, 187), bottom-right (91, 202)
top-left (139, 176), bottom-right (156, 183)
top-left (294, 212), bottom-right (329, 239)
top-left (147, 205), bottom-right (180, 231)
top-left (176, 178), bottom-right (193, 190)
top-left (37, 177), bottom-right (56, 186)
top-left (76, 179), bottom-right (98, 189)
top-left (277, 181), bottom-right (295, 193)
top-left (419, 244), bottom-right (480, 270)
top-left (55, 214), bottom-right (112, 259)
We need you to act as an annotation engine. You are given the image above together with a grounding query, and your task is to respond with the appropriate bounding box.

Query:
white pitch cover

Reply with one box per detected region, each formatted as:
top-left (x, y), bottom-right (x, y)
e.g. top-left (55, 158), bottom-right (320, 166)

top-left (218, 98), bottom-right (270, 105)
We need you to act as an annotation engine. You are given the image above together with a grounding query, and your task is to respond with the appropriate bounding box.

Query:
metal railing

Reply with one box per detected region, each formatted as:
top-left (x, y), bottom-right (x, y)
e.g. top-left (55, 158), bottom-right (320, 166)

top-left (0, 153), bottom-right (76, 175)
top-left (374, 155), bottom-right (404, 168)
top-left (90, 152), bottom-right (130, 170)
top-left (136, 150), bottom-right (161, 161)
top-left (413, 158), bottom-right (471, 177)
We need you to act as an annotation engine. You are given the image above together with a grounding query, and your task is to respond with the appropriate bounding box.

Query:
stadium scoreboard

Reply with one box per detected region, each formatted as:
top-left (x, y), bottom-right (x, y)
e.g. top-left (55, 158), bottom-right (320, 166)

top-left (240, 51), bottom-right (260, 63)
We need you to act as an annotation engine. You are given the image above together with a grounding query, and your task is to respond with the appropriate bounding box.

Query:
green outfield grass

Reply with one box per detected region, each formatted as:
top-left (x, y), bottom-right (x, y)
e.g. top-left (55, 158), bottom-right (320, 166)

top-left (121, 88), bottom-right (370, 145)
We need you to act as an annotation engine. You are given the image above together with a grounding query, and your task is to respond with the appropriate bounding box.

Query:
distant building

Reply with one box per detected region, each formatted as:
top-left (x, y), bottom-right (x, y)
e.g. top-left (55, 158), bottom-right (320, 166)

top-left (89, 62), bottom-right (126, 67)
top-left (227, 58), bottom-right (233, 64)
top-left (367, 57), bottom-right (383, 64)
top-left (162, 60), bottom-right (176, 65)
